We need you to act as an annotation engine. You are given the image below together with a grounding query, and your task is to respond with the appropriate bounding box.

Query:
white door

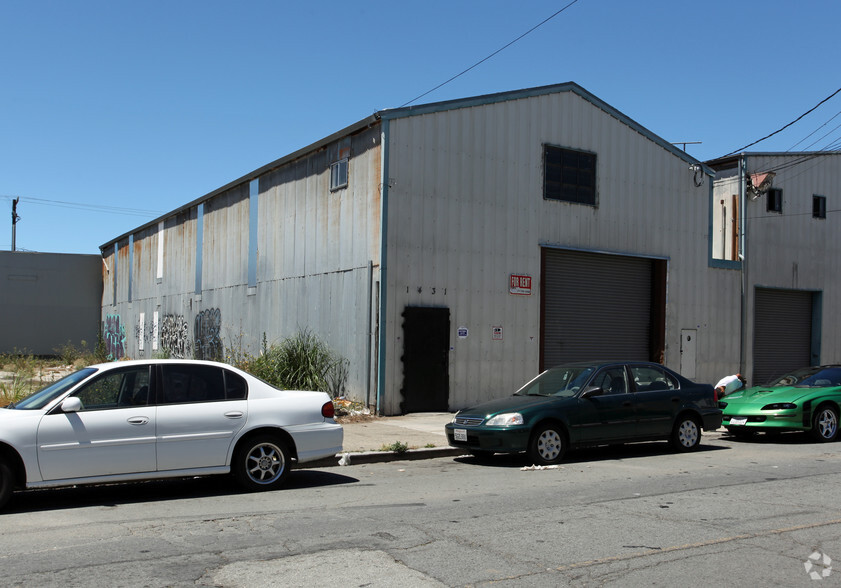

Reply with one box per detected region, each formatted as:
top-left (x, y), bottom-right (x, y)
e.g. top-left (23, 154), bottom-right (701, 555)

top-left (37, 366), bottom-right (156, 480)
top-left (680, 329), bottom-right (697, 380)
top-left (155, 364), bottom-right (248, 471)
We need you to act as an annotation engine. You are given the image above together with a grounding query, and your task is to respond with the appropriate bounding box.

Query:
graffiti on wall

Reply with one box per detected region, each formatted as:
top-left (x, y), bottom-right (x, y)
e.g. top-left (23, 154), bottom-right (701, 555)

top-left (194, 308), bottom-right (223, 361)
top-left (160, 314), bottom-right (191, 358)
top-left (104, 314), bottom-right (126, 360)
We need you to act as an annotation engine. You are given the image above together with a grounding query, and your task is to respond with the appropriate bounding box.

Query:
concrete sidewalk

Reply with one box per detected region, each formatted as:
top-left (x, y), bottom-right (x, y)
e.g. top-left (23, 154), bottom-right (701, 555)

top-left (306, 412), bottom-right (462, 467)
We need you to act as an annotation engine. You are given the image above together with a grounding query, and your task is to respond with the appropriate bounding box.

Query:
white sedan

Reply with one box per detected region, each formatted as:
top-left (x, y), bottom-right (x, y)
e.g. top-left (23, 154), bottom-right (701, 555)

top-left (0, 359), bottom-right (343, 509)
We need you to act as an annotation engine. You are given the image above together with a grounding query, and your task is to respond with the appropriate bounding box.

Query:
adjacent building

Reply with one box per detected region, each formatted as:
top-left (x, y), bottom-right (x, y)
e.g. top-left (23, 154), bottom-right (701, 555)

top-left (1, 251), bottom-right (102, 356)
top-left (708, 151), bottom-right (841, 385)
top-left (99, 82), bottom-right (837, 414)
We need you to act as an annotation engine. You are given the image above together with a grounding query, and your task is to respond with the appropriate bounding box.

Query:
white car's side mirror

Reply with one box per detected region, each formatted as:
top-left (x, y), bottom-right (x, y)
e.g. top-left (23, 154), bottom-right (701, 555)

top-left (61, 397), bottom-right (83, 413)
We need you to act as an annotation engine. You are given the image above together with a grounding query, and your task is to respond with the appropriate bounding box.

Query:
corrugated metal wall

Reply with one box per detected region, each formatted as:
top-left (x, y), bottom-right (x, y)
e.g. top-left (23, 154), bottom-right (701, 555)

top-left (383, 90), bottom-right (739, 413)
top-left (741, 153), bottom-right (841, 383)
top-left (102, 125), bottom-right (382, 403)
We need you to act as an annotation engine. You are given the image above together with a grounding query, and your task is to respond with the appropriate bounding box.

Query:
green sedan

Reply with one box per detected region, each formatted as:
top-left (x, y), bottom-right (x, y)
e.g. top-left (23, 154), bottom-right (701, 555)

top-left (445, 361), bottom-right (722, 465)
top-left (720, 366), bottom-right (841, 442)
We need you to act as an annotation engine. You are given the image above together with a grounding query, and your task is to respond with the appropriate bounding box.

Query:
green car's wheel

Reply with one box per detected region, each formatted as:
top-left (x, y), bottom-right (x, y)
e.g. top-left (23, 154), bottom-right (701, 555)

top-left (671, 415), bottom-right (701, 452)
top-left (528, 423), bottom-right (566, 465)
top-left (810, 404), bottom-right (839, 443)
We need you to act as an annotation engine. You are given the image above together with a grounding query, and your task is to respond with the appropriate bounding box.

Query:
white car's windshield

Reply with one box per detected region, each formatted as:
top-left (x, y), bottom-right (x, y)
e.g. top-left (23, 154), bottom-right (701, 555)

top-left (514, 366), bottom-right (595, 398)
top-left (8, 368), bottom-right (97, 410)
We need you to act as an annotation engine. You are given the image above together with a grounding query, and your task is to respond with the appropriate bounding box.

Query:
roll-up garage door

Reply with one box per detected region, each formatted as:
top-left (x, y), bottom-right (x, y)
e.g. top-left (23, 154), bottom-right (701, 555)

top-left (753, 288), bottom-right (812, 385)
top-left (542, 249), bottom-right (654, 369)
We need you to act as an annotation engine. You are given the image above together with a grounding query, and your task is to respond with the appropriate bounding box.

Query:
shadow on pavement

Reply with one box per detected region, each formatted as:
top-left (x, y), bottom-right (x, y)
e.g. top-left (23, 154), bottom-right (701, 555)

top-left (453, 439), bottom-right (728, 468)
top-left (718, 430), bottom-right (820, 445)
top-left (3, 469), bottom-right (358, 514)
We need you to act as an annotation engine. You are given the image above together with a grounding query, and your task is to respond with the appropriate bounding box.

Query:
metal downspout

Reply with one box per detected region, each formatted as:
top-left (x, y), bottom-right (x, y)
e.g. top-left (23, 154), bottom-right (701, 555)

top-left (739, 154), bottom-right (747, 376)
top-left (376, 120), bottom-right (390, 415)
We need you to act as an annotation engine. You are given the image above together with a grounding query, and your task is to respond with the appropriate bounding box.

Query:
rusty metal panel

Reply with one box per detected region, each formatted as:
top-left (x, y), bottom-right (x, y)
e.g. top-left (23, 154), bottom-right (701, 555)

top-left (102, 124), bottom-right (383, 406)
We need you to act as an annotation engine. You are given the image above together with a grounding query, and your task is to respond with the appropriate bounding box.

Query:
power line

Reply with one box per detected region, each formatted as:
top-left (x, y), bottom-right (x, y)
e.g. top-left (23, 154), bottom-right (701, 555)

top-left (2, 194), bottom-right (163, 217)
top-left (721, 86), bottom-right (841, 157)
top-left (399, 0), bottom-right (582, 108)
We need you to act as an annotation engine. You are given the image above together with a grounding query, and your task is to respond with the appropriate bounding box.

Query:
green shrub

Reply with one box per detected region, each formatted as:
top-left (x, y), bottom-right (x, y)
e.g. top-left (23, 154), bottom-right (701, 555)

top-left (241, 329), bottom-right (348, 396)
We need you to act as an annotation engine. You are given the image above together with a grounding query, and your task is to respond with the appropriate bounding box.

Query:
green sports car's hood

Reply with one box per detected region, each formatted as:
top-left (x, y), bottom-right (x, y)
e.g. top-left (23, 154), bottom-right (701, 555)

top-left (725, 385), bottom-right (831, 406)
top-left (457, 394), bottom-right (570, 418)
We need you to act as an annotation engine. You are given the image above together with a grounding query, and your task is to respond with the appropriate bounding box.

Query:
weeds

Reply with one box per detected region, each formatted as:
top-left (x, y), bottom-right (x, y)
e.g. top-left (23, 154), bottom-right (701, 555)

top-left (244, 328), bottom-right (348, 396)
top-left (381, 441), bottom-right (409, 454)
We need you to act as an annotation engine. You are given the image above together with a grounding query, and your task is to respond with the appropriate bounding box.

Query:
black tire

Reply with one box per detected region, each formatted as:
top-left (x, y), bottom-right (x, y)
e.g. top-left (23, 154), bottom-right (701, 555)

top-left (528, 423), bottom-right (566, 465)
top-left (0, 461), bottom-right (14, 511)
top-left (232, 436), bottom-right (291, 491)
top-left (810, 404), bottom-right (839, 443)
top-left (671, 415), bottom-right (701, 452)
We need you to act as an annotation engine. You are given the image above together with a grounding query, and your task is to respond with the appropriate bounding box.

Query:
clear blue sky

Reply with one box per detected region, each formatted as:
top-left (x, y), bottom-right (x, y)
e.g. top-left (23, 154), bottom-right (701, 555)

top-left (2, 0), bottom-right (839, 254)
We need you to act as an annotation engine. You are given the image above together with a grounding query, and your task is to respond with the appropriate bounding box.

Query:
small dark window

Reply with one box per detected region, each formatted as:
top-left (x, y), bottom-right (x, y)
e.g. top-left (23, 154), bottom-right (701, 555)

top-left (767, 188), bottom-right (782, 213)
top-left (544, 145), bottom-right (596, 205)
top-left (161, 365), bottom-right (226, 404)
top-left (225, 370), bottom-right (248, 399)
top-left (813, 195), bottom-right (827, 219)
top-left (330, 158), bottom-right (348, 191)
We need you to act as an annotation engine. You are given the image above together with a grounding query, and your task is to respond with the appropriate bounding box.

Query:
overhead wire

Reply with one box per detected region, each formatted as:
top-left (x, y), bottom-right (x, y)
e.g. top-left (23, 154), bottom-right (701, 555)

top-left (399, 0), bottom-right (582, 108)
top-left (720, 85), bottom-right (841, 158)
top-left (2, 194), bottom-right (163, 218)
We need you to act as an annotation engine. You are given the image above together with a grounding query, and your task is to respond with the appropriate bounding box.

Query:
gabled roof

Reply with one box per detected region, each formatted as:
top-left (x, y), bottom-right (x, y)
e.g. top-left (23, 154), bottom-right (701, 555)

top-left (101, 82), bottom-right (711, 251)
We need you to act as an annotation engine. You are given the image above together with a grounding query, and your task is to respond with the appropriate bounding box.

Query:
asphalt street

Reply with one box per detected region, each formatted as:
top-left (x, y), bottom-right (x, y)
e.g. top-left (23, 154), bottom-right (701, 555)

top-left (2, 430), bottom-right (839, 586)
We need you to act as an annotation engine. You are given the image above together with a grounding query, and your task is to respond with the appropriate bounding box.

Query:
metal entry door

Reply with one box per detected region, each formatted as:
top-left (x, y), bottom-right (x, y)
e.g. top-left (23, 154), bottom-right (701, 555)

top-left (400, 306), bottom-right (450, 413)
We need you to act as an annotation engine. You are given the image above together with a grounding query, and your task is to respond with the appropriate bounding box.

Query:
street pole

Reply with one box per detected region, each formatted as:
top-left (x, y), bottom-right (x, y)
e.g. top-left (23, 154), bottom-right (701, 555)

top-left (11, 197), bottom-right (20, 252)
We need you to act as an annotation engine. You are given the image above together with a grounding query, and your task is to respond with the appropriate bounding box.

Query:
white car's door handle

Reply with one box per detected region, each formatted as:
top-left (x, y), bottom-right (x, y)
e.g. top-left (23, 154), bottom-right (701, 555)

top-left (224, 411), bottom-right (244, 419)
top-left (127, 417), bottom-right (149, 425)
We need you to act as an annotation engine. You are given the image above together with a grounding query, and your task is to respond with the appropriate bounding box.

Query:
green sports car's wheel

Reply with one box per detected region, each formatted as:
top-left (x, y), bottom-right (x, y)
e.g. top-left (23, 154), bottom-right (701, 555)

top-left (810, 405), bottom-right (839, 443)
top-left (528, 423), bottom-right (566, 465)
top-left (671, 416), bottom-right (701, 452)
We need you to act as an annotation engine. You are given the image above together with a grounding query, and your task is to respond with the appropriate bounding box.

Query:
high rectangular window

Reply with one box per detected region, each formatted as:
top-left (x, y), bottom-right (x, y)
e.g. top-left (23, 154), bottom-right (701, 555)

top-left (330, 158), bottom-right (348, 191)
top-left (813, 194), bottom-right (827, 219)
top-left (543, 145), bottom-right (596, 205)
top-left (767, 188), bottom-right (782, 213)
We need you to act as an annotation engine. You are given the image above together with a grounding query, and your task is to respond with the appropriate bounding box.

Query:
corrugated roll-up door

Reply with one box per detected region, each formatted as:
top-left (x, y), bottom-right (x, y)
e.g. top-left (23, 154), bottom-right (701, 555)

top-left (753, 288), bottom-right (812, 385)
top-left (542, 249), bottom-right (652, 368)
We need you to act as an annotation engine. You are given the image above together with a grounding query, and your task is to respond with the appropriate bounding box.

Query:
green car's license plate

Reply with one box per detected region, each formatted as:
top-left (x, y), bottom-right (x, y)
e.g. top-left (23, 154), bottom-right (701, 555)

top-left (454, 428), bottom-right (467, 442)
top-left (730, 417), bottom-right (747, 426)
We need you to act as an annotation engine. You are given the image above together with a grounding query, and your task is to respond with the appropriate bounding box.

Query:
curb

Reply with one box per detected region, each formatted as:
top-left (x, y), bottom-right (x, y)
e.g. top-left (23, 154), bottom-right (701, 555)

top-left (304, 446), bottom-right (464, 468)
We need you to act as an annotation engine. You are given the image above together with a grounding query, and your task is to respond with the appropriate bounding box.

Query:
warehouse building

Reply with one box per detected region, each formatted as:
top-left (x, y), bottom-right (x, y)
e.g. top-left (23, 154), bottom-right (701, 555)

top-left (709, 151), bottom-right (841, 385)
top-left (101, 82), bottom-right (750, 414)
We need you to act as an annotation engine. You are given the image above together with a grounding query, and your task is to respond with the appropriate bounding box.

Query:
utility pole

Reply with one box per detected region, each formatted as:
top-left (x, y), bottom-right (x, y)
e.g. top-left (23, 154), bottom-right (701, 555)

top-left (11, 197), bottom-right (20, 252)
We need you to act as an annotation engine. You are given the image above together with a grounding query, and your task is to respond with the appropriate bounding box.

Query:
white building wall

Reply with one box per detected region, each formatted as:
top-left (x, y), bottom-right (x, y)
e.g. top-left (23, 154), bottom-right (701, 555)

top-left (383, 89), bottom-right (740, 413)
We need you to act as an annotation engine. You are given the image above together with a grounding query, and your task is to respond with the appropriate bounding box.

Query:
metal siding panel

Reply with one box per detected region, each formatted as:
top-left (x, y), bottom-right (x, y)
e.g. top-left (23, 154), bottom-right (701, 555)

top-left (385, 89), bottom-right (733, 412)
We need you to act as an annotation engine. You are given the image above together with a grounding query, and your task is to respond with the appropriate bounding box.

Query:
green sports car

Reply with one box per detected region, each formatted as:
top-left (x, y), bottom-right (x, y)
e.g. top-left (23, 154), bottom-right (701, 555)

top-left (720, 365), bottom-right (841, 442)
